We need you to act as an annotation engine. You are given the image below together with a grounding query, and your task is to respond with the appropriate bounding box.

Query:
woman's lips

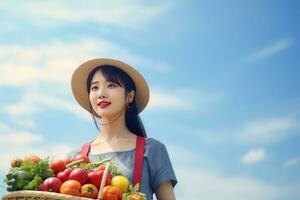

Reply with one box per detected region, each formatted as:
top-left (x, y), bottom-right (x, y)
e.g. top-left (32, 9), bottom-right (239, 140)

top-left (99, 102), bottom-right (111, 108)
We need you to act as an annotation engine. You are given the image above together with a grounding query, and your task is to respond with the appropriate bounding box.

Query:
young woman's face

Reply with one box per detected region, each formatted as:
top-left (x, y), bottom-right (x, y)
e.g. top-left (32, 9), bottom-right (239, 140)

top-left (89, 70), bottom-right (127, 118)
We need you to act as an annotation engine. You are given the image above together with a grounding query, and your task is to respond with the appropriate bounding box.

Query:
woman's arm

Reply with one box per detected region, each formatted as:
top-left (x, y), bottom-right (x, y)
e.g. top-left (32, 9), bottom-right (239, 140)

top-left (155, 181), bottom-right (176, 200)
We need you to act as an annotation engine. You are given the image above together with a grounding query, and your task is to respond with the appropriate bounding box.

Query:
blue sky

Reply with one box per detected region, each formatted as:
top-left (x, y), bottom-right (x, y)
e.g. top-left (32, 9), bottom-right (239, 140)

top-left (0, 0), bottom-right (300, 199)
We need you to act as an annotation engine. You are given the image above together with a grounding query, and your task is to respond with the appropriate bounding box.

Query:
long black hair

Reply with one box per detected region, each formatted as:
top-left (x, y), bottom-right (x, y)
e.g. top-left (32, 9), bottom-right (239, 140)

top-left (86, 65), bottom-right (147, 138)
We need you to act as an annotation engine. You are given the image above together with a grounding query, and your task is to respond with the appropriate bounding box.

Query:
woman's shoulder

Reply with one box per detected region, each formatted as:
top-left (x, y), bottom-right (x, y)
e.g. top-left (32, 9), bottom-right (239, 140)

top-left (145, 137), bottom-right (165, 147)
top-left (144, 137), bottom-right (169, 155)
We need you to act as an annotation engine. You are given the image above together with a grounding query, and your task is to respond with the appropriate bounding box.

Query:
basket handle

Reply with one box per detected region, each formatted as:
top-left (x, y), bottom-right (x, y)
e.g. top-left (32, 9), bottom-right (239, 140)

top-left (97, 161), bottom-right (111, 200)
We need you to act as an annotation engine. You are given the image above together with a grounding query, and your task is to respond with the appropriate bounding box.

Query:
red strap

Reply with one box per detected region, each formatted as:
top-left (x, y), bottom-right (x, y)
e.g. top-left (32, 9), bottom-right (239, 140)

top-left (80, 142), bottom-right (91, 156)
top-left (80, 136), bottom-right (145, 186)
top-left (132, 136), bottom-right (145, 186)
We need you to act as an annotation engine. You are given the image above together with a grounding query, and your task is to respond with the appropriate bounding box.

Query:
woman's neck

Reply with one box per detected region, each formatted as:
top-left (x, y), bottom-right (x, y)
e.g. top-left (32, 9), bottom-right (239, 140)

top-left (96, 113), bottom-right (135, 142)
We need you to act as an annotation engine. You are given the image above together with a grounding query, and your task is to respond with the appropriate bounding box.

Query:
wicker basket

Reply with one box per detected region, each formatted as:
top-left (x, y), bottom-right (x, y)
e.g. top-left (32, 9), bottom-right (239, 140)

top-left (2, 191), bottom-right (93, 200)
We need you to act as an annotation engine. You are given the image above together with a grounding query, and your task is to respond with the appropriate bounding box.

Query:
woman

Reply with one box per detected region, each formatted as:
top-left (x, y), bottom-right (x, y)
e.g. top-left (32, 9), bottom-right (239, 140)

top-left (68, 58), bottom-right (177, 200)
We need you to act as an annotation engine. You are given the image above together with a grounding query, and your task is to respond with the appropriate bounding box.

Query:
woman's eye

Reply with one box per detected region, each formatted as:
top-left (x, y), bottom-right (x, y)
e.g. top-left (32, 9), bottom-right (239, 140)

top-left (108, 83), bottom-right (116, 88)
top-left (91, 86), bottom-right (98, 91)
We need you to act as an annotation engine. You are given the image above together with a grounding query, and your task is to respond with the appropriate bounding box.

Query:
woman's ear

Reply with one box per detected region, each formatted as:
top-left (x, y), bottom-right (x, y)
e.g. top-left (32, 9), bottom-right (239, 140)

top-left (127, 90), bottom-right (135, 103)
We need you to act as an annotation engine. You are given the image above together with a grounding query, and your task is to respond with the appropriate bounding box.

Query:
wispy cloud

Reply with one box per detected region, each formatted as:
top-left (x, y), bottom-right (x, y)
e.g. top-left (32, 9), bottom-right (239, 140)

top-left (2, 88), bottom-right (89, 121)
top-left (183, 115), bottom-right (299, 147)
top-left (0, 123), bottom-right (44, 145)
top-left (0, 0), bottom-right (172, 29)
top-left (176, 167), bottom-right (289, 200)
top-left (168, 146), bottom-right (291, 200)
top-left (147, 86), bottom-right (224, 112)
top-left (9, 118), bottom-right (37, 129)
top-left (242, 148), bottom-right (266, 165)
top-left (237, 117), bottom-right (296, 144)
top-left (283, 157), bottom-right (300, 168)
top-left (246, 38), bottom-right (294, 62)
top-left (0, 39), bottom-right (170, 87)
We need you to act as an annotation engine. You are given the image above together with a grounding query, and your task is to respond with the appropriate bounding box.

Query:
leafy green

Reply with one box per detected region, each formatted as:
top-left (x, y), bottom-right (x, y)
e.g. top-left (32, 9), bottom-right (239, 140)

top-left (19, 157), bottom-right (54, 179)
top-left (23, 175), bottom-right (42, 190)
top-left (4, 157), bottom-right (54, 191)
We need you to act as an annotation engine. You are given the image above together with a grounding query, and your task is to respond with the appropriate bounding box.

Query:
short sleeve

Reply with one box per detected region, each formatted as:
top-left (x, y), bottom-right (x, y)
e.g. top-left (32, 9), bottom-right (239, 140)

top-left (147, 140), bottom-right (177, 193)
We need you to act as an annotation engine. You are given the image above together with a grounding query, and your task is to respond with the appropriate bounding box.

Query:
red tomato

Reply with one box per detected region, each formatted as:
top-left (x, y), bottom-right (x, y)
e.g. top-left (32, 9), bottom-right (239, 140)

top-left (69, 168), bottom-right (88, 185)
top-left (74, 154), bottom-right (90, 163)
top-left (102, 186), bottom-right (122, 200)
top-left (80, 184), bottom-right (99, 199)
top-left (63, 158), bottom-right (72, 165)
top-left (41, 177), bottom-right (62, 193)
top-left (50, 160), bottom-right (66, 174)
top-left (60, 180), bottom-right (81, 196)
top-left (88, 169), bottom-right (112, 188)
top-left (57, 168), bottom-right (73, 182)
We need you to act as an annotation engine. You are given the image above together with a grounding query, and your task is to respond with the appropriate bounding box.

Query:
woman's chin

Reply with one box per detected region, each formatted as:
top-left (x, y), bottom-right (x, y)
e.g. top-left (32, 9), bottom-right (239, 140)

top-left (97, 111), bottom-right (117, 119)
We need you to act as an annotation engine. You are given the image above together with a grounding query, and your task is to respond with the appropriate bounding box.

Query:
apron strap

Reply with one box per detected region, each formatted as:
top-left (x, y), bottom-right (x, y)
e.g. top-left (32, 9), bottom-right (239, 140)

top-left (79, 136), bottom-right (145, 186)
top-left (132, 136), bottom-right (145, 186)
top-left (80, 141), bottom-right (91, 156)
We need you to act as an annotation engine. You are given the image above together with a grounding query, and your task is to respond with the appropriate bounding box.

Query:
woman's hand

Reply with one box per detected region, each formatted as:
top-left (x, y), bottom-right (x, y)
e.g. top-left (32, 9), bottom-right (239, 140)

top-left (155, 181), bottom-right (176, 200)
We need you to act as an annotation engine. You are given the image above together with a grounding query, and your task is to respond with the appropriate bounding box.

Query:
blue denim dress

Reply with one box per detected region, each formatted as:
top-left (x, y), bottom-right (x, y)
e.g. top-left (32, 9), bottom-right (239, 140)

top-left (67, 137), bottom-right (177, 200)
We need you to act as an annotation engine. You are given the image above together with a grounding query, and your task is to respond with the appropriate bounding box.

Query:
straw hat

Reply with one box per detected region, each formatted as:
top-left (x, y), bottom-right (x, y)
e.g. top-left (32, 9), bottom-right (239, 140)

top-left (71, 58), bottom-right (150, 116)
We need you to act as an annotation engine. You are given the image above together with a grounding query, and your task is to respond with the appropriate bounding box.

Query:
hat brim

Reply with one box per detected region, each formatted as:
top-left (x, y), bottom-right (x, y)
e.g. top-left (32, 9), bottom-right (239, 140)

top-left (71, 58), bottom-right (150, 117)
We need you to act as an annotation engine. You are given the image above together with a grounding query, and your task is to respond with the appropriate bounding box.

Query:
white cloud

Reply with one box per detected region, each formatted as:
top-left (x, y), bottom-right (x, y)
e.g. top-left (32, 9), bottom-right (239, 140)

top-left (0, 39), bottom-right (170, 88)
top-left (0, 123), bottom-right (44, 145)
top-left (246, 38), bottom-right (294, 62)
top-left (237, 117), bottom-right (296, 144)
top-left (283, 157), bottom-right (300, 168)
top-left (176, 115), bottom-right (299, 147)
top-left (10, 118), bottom-right (37, 129)
top-left (148, 87), bottom-right (224, 111)
top-left (2, 131), bottom-right (44, 144)
top-left (0, 0), bottom-right (172, 29)
top-left (2, 88), bottom-right (90, 121)
top-left (167, 145), bottom-right (292, 200)
top-left (242, 148), bottom-right (266, 164)
top-left (175, 167), bottom-right (288, 200)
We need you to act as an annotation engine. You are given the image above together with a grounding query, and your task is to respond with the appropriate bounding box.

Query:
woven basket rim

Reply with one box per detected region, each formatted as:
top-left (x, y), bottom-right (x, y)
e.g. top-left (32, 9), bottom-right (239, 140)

top-left (2, 190), bottom-right (94, 200)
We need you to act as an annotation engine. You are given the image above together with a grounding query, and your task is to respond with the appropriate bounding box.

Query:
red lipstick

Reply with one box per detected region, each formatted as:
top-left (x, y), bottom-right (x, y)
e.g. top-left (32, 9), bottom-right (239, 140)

top-left (98, 101), bottom-right (111, 109)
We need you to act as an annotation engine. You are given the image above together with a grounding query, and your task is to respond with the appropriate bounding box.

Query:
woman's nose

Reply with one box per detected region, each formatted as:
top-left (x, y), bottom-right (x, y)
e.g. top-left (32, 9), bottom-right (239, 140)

top-left (98, 94), bottom-right (107, 99)
top-left (98, 87), bottom-right (107, 99)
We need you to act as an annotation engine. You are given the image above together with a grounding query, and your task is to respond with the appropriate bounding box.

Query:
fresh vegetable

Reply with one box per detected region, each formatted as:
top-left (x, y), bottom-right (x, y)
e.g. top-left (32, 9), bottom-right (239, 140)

top-left (11, 158), bottom-right (23, 168)
top-left (69, 168), bottom-right (88, 185)
top-left (80, 183), bottom-right (98, 199)
top-left (60, 180), bottom-right (81, 196)
top-left (5, 156), bottom-right (54, 191)
top-left (23, 155), bottom-right (41, 164)
top-left (57, 168), bottom-right (73, 182)
top-left (111, 176), bottom-right (129, 193)
top-left (50, 160), bottom-right (66, 174)
top-left (41, 177), bottom-right (62, 193)
top-left (88, 168), bottom-right (112, 188)
top-left (23, 175), bottom-right (42, 190)
top-left (5, 170), bottom-right (35, 191)
top-left (20, 157), bottom-right (54, 179)
top-left (73, 154), bottom-right (90, 163)
top-left (102, 186), bottom-right (123, 200)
